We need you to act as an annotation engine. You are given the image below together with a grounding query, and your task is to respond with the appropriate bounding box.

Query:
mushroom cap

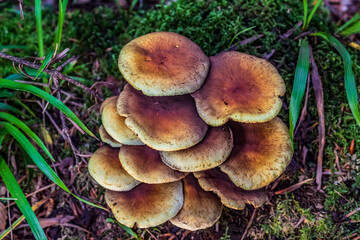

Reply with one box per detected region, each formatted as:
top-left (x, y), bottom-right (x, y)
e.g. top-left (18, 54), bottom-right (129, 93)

top-left (101, 96), bottom-right (143, 145)
top-left (118, 31), bottom-right (210, 96)
top-left (99, 125), bottom-right (122, 148)
top-left (105, 181), bottom-right (184, 228)
top-left (88, 146), bottom-right (141, 191)
top-left (119, 145), bottom-right (188, 184)
top-left (194, 169), bottom-right (266, 210)
top-left (170, 174), bottom-right (223, 231)
top-left (191, 51), bottom-right (286, 126)
top-left (220, 118), bottom-right (292, 190)
top-left (160, 127), bottom-right (233, 172)
top-left (117, 84), bottom-right (208, 151)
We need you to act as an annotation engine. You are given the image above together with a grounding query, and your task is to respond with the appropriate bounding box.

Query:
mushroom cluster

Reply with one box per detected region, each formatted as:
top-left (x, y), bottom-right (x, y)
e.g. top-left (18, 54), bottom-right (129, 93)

top-left (89, 32), bottom-right (293, 231)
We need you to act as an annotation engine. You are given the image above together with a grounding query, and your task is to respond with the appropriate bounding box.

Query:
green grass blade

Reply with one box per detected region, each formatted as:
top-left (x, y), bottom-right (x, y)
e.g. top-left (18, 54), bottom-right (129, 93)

top-left (0, 45), bottom-right (29, 50)
top-left (54, 0), bottom-right (69, 47)
top-left (0, 155), bottom-right (47, 240)
top-left (0, 79), bottom-right (94, 136)
top-left (313, 33), bottom-right (360, 126)
top-left (14, 99), bottom-right (36, 118)
top-left (227, 26), bottom-right (256, 51)
top-left (0, 112), bottom-right (55, 162)
top-left (34, 48), bottom-right (55, 81)
top-left (337, 13), bottom-right (360, 34)
top-left (129, 0), bottom-right (139, 11)
top-left (340, 22), bottom-right (360, 36)
top-left (305, 0), bottom-right (323, 30)
top-left (35, 0), bottom-right (44, 58)
top-left (289, 39), bottom-right (310, 146)
top-left (107, 218), bottom-right (140, 239)
top-left (1, 122), bottom-right (106, 210)
top-left (302, 0), bottom-right (308, 30)
top-left (0, 103), bottom-right (28, 117)
top-left (0, 130), bottom-right (7, 146)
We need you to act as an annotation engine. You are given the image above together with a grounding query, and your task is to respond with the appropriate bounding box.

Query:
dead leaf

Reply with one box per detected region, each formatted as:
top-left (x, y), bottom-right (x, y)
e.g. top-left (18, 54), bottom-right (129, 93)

top-left (0, 202), bottom-right (8, 231)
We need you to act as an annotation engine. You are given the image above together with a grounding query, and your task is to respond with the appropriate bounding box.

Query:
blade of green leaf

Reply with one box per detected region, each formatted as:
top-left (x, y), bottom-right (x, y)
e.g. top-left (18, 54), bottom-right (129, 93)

top-left (289, 39), bottom-right (310, 147)
top-left (0, 45), bottom-right (29, 50)
top-left (35, 0), bottom-right (44, 58)
top-left (227, 26), bottom-right (256, 51)
top-left (129, 0), bottom-right (139, 11)
top-left (0, 79), bottom-right (94, 136)
top-left (302, 0), bottom-right (308, 31)
top-left (0, 155), bottom-right (46, 240)
top-left (14, 99), bottom-right (36, 118)
top-left (305, 0), bottom-right (323, 30)
top-left (34, 48), bottom-right (55, 81)
top-left (54, 0), bottom-right (69, 47)
top-left (340, 22), bottom-right (360, 36)
top-left (0, 112), bottom-right (55, 161)
top-left (0, 103), bottom-right (28, 117)
top-left (312, 32), bottom-right (360, 126)
top-left (0, 90), bottom-right (13, 98)
top-left (0, 197), bottom-right (17, 200)
top-left (1, 122), bottom-right (106, 210)
top-left (107, 218), bottom-right (140, 239)
top-left (337, 13), bottom-right (360, 34)
top-left (0, 129), bottom-right (7, 146)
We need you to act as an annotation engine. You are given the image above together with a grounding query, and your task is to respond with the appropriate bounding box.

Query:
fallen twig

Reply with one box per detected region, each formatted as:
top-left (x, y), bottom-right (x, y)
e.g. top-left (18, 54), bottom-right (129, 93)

top-left (275, 178), bottom-right (313, 195)
top-left (220, 34), bottom-right (265, 53)
top-left (279, 22), bottom-right (303, 39)
top-left (241, 208), bottom-right (257, 240)
top-left (0, 52), bottom-right (103, 102)
top-left (309, 45), bottom-right (325, 191)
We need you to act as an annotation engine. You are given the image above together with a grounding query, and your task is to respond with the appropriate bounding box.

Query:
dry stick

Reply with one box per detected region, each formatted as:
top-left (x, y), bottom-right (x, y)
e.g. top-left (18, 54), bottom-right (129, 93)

top-left (309, 45), bottom-right (325, 191)
top-left (0, 52), bottom-right (103, 102)
top-left (220, 34), bottom-right (265, 54)
top-left (241, 208), bottom-right (257, 240)
top-left (279, 22), bottom-right (303, 39)
top-left (18, 0), bottom-right (24, 20)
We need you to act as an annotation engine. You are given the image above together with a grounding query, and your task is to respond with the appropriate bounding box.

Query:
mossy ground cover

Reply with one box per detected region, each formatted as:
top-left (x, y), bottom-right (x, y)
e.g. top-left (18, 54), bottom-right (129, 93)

top-left (0, 0), bottom-right (360, 239)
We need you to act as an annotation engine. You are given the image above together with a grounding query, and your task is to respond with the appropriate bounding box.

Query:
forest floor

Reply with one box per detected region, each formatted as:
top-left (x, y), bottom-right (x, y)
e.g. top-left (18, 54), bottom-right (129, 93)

top-left (0, 0), bottom-right (360, 239)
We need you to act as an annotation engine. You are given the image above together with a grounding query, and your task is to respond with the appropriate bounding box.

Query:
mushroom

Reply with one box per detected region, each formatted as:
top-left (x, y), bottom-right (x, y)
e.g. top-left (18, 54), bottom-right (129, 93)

top-left (220, 118), bottom-right (293, 190)
top-left (194, 168), bottom-right (266, 210)
top-left (191, 51), bottom-right (286, 126)
top-left (117, 84), bottom-right (208, 151)
top-left (105, 181), bottom-right (183, 228)
top-left (99, 125), bottom-right (122, 148)
top-left (119, 145), bottom-right (188, 184)
top-left (160, 126), bottom-right (233, 172)
top-left (118, 31), bottom-right (210, 96)
top-left (170, 174), bottom-right (223, 231)
top-left (88, 146), bottom-right (141, 191)
top-left (101, 96), bottom-right (143, 145)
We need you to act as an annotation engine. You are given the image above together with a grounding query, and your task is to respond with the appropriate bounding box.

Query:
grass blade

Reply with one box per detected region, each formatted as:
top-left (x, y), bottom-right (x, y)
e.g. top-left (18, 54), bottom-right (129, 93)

top-left (337, 13), bottom-right (360, 35)
top-left (302, 0), bottom-right (308, 31)
top-left (129, 0), bottom-right (139, 11)
top-left (1, 122), bottom-right (106, 210)
top-left (227, 26), bottom-right (256, 51)
top-left (305, 0), bottom-right (323, 30)
top-left (0, 45), bottom-right (29, 50)
top-left (35, 0), bottom-right (44, 57)
top-left (0, 103), bottom-right (28, 117)
top-left (0, 155), bottom-right (46, 240)
top-left (313, 33), bottom-right (360, 126)
top-left (0, 112), bottom-right (55, 161)
top-left (54, 0), bottom-right (69, 47)
top-left (14, 99), bottom-right (36, 118)
top-left (289, 39), bottom-right (310, 146)
top-left (34, 48), bottom-right (55, 81)
top-left (107, 218), bottom-right (140, 239)
top-left (0, 79), bottom-right (94, 136)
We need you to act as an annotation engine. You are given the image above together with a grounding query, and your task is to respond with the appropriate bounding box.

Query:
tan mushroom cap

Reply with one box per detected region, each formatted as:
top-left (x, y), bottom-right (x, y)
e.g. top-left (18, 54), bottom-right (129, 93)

top-left (118, 31), bottom-right (210, 96)
top-left (101, 96), bottom-right (143, 145)
top-left (220, 118), bottom-right (292, 190)
top-left (88, 146), bottom-right (140, 191)
top-left (194, 169), bottom-right (266, 210)
top-left (160, 127), bottom-right (233, 172)
top-left (170, 174), bottom-right (223, 231)
top-left (105, 181), bottom-right (184, 228)
top-left (117, 84), bottom-right (208, 151)
top-left (119, 145), bottom-right (188, 184)
top-left (191, 51), bottom-right (286, 126)
top-left (99, 125), bottom-right (122, 148)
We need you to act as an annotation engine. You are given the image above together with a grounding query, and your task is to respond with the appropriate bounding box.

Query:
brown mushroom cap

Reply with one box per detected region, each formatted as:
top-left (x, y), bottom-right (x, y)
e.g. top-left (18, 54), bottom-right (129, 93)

top-left (119, 145), bottom-right (188, 184)
top-left (99, 125), bottom-right (122, 148)
top-left (170, 174), bottom-right (223, 231)
top-left (220, 118), bottom-right (292, 190)
top-left (194, 169), bottom-right (266, 210)
top-left (88, 146), bottom-right (141, 191)
top-left (117, 84), bottom-right (208, 151)
top-left (105, 181), bottom-right (184, 228)
top-left (191, 51), bottom-right (286, 126)
top-left (101, 96), bottom-right (143, 145)
top-left (118, 31), bottom-right (210, 96)
top-left (160, 127), bottom-right (233, 172)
